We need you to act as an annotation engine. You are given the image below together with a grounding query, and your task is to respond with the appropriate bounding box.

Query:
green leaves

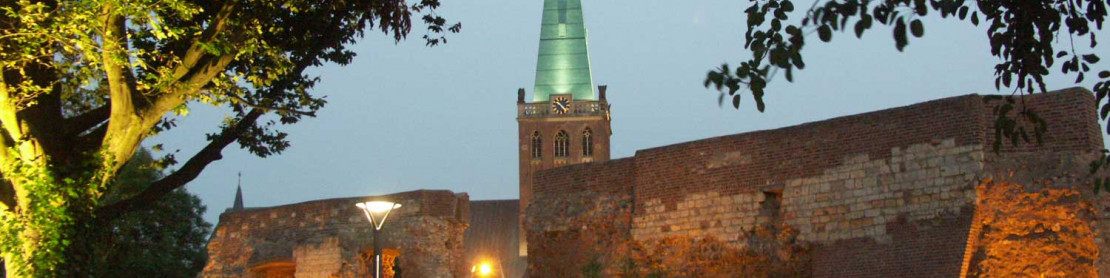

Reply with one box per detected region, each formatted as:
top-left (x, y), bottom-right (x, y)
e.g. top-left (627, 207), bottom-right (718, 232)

top-left (910, 20), bottom-right (924, 37)
top-left (1082, 54), bottom-right (1100, 63)
top-left (712, 0), bottom-right (1110, 131)
top-left (704, 62), bottom-right (769, 112)
top-left (1, 0), bottom-right (463, 275)
top-left (0, 151), bottom-right (111, 277)
top-left (708, 0), bottom-right (804, 113)
top-left (90, 149), bottom-right (211, 277)
top-left (1091, 150), bottom-right (1110, 194)
top-left (818, 25), bottom-right (832, 42)
top-left (893, 19), bottom-right (908, 51)
top-left (985, 96), bottom-right (1047, 153)
top-left (1094, 178), bottom-right (1110, 194)
top-left (854, 14), bottom-right (873, 38)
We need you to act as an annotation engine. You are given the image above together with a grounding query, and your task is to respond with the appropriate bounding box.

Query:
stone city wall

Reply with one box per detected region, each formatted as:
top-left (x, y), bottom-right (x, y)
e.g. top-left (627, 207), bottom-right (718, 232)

top-left (527, 158), bottom-right (635, 277)
top-left (201, 190), bottom-right (469, 278)
top-left (527, 88), bottom-right (1107, 277)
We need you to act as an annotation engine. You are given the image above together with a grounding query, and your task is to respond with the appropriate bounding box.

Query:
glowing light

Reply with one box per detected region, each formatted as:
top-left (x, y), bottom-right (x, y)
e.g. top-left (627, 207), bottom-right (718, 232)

top-left (355, 201), bottom-right (401, 230)
top-left (478, 263), bottom-right (492, 276)
top-left (355, 201), bottom-right (401, 213)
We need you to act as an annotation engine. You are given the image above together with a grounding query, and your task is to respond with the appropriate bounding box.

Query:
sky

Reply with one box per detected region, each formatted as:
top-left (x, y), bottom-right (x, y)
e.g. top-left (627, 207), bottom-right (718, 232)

top-left (148, 0), bottom-right (1110, 226)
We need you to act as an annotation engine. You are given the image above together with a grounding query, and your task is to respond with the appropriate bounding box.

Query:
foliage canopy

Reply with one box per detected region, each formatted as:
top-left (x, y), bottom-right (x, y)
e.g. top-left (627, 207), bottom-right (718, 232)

top-left (705, 0), bottom-right (1108, 164)
top-left (0, 0), bottom-right (458, 276)
top-left (87, 149), bottom-right (211, 278)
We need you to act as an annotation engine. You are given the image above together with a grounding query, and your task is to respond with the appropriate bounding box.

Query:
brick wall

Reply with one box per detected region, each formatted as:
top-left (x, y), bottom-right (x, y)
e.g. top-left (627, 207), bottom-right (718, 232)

top-left (527, 88), bottom-right (1106, 277)
top-left (779, 139), bottom-right (982, 243)
top-left (518, 112), bottom-right (613, 256)
top-left (631, 94), bottom-right (984, 213)
top-left (811, 208), bottom-right (975, 278)
top-left (980, 87), bottom-right (1102, 154)
top-left (527, 158), bottom-right (634, 277)
top-left (293, 238), bottom-right (343, 278)
top-left (201, 190), bottom-right (469, 278)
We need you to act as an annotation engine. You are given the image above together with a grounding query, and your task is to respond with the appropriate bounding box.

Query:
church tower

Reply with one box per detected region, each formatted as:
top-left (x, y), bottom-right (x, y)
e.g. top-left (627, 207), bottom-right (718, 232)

top-left (517, 0), bottom-right (611, 256)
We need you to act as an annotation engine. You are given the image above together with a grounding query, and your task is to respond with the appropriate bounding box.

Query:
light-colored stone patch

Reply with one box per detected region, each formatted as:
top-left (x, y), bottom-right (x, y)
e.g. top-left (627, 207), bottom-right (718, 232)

top-left (631, 138), bottom-right (983, 247)
top-left (783, 139), bottom-right (982, 244)
top-left (633, 191), bottom-right (763, 246)
top-left (294, 238), bottom-right (344, 278)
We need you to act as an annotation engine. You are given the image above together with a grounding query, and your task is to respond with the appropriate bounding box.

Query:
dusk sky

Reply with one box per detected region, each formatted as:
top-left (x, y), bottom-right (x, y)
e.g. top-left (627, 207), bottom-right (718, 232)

top-left (147, 0), bottom-right (1110, 225)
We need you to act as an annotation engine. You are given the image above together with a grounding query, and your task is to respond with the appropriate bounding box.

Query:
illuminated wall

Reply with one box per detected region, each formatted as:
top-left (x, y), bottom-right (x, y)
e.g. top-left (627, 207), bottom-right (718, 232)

top-left (527, 88), bottom-right (1109, 277)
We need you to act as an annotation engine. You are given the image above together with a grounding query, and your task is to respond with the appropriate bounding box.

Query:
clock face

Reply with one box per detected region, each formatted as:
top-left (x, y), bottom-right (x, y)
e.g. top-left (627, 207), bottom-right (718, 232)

top-left (552, 96), bottom-right (571, 114)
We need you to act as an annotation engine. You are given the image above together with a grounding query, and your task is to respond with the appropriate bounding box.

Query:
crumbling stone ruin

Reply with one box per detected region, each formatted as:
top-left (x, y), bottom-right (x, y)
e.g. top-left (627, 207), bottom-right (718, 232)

top-left (201, 190), bottom-right (469, 278)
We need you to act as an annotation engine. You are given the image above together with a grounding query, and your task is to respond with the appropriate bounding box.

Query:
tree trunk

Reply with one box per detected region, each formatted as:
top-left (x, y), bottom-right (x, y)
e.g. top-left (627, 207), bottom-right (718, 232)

top-left (2, 224), bottom-right (45, 278)
top-left (58, 216), bottom-right (95, 278)
top-left (0, 172), bottom-right (102, 278)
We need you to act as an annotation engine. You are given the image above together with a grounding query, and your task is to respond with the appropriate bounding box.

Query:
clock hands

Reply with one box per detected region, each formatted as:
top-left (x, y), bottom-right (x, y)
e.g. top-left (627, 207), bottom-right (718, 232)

top-left (552, 97), bottom-right (570, 114)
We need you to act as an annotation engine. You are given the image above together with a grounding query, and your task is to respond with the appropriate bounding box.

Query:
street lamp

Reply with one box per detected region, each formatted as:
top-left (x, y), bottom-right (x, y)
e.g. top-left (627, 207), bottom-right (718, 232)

top-left (470, 258), bottom-right (505, 278)
top-left (356, 201), bottom-right (402, 278)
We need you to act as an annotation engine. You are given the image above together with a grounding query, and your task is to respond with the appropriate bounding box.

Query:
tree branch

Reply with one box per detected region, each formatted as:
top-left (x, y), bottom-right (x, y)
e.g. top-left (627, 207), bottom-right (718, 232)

top-left (224, 93), bottom-right (316, 117)
top-left (0, 119), bottom-right (15, 212)
top-left (97, 4), bottom-right (154, 179)
top-left (143, 53), bottom-right (236, 122)
top-left (64, 105), bottom-right (110, 137)
top-left (0, 178), bottom-right (14, 212)
top-left (171, 0), bottom-right (238, 83)
top-left (100, 10), bottom-right (141, 110)
top-left (95, 108), bottom-right (262, 221)
top-left (73, 124), bottom-right (108, 154)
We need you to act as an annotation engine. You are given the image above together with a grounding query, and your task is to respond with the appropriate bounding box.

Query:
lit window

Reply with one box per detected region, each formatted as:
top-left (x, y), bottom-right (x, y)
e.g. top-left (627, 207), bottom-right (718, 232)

top-left (582, 128), bottom-right (593, 157)
top-left (531, 131), bottom-right (543, 158)
top-left (555, 130), bottom-right (569, 157)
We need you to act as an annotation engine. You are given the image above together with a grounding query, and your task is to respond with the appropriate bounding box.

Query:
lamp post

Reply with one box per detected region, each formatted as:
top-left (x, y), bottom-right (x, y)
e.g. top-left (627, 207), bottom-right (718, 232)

top-left (356, 201), bottom-right (402, 278)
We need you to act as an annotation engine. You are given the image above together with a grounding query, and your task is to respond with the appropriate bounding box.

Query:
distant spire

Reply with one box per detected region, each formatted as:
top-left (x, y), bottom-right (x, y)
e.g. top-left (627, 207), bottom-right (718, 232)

top-left (232, 172), bottom-right (244, 211)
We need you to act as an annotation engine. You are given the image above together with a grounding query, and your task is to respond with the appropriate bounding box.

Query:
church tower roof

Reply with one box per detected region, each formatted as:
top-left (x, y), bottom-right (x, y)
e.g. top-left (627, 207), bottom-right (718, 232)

top-left (232, 172), bottom-right (244, 211)
top-left (533, 0), bottom-right (595, 102)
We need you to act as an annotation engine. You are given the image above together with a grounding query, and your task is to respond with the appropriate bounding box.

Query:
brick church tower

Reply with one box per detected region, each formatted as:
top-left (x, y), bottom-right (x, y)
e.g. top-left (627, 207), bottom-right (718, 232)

top-left (516, 0), bottom-right (610, 256)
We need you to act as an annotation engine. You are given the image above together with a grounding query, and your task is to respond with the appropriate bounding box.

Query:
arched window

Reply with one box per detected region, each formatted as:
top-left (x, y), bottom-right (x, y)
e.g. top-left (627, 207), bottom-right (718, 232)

top-left (582, 128), bottom-right (593, 157)
top-left (531, 131), bottom-right (542, 158)
top-left (554, 130), bottom-right (569, 157)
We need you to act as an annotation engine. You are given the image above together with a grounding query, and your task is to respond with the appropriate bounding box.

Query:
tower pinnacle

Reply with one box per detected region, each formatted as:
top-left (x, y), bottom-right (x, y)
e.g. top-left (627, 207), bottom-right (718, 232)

top-left (232, 172), bottom-right (244, 211)
top-left (533, 0), bottom-right (595, 102)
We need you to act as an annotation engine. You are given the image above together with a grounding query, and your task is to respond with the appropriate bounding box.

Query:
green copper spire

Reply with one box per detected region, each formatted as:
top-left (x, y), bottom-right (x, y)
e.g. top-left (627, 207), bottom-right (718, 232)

top-left (533, 0), bottom-right (595, 102)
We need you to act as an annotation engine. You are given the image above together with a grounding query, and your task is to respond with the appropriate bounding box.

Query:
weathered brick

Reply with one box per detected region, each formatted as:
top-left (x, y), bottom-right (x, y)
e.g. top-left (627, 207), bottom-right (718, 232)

top-left (527, 88), bottom-right (1109, 278)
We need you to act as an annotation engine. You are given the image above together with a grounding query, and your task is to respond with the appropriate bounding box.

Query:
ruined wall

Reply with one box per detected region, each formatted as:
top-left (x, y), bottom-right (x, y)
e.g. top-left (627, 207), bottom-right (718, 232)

top-left (527, 158), bottom-right (635, 277)
top-left (527, 88), bottom-right (1106, 277)
top-left (964, 178), bottom-right (1099, 277)
top-left (629, 94), bottom-right (992, 278)
top-left (976, 87), bottom-right (1108, 277)
top-left (201, 190), bottom-right (469, 278)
